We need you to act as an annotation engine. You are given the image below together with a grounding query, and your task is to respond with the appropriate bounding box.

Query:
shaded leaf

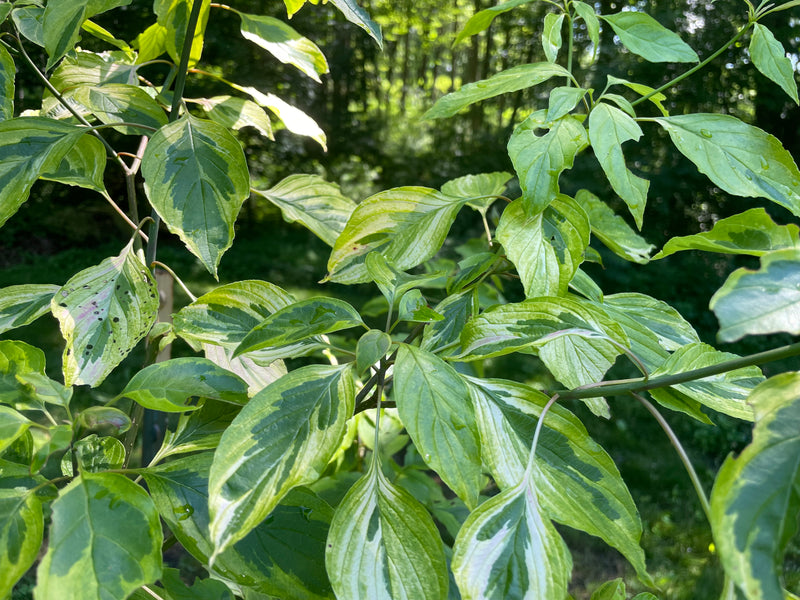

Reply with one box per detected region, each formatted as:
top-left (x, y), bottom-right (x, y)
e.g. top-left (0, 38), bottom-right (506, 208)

top-left (0, 44), bottom-right (14, 121)
top-left (606, 75), bottom-right (668, 116)
top-left (420, 290), bottom-right (477, 356)
top-left (51, 239), bottom-right (159, 387)
top-left (326, 462), bottom-right (448, 599)
top-left (710, 373), bottom-right (800, 600)
top-left (601, 11), bottom-right (698, 63)
top-left (441, 171), bottom-right (512, 215)
top-left (365, 252), bottom-right (446, 307)
top-left (142, 114), bottom-right (250, 277)
top-left (162, 0), bottom-right (211, 68)
top-left (577, 190), bottom-right (654, 264)
top-left (0, 284), bottom-right (59, 334)
top-left (194, 95), bottom-right (273, 139)
top-left (0, 406), bottom-right (31, 455)
top-left (394, 345), bottom-right (482, 508)
top-left (161, 567), bottom-right (234, 600)
top-left (158, 400), bottom-right (239, 458)
top-left (39, 134), bottom-right (108, 194)
top-left (425, 63), bottom-right (571, 120)
top-left (602, 292), bottom-right (699, 352)
top-left (573, 2), bottom-right (599, 60)
top-left (655, 208), bottom-right (800, 259)
top-left (209, 364), bottom-right (354, 555)
top-left (591, 579), bottom-right (626, 600)
top-left (77, 406), bottom-right (131, 435)
top-left (29, 425), bottom-right (73, 473)
top-left (35, 472), bottom-right (162, 600)
top-left (11, 7), bottom-right (45, 48)
top-left (546, 86), bottom-right (589, 122)
top-left (356, 329), bottom-right (392, 375)
top-left (59, 434), bottom-right (125, 476)
top-left (0, 486), bottom-right (43, 598)
top-left (711, 248), bottom-right (800, 342)
top-left (72, 83), bottom-right (168, 134)
top-left (253, 174), bottom-right (356, 246)
top-left (750, 23), bottom-right (798, 105)
top-left (398, 289), bottom-right (443, 323)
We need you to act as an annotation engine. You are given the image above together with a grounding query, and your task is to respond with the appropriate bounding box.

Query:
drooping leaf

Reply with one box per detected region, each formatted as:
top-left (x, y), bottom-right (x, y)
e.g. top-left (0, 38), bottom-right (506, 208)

top-left (749, 23), bottom-right (799, 105)
top-left (117, 357), bottom-right (249, 412)
top-left (162, 0), bottom-right (211, 68)
top-left (655, 208), bottom-right (800, 259)
top-left (588, 103), bottom-right (649, 228)
top-left (601, 11), bottom-right (698, 63)
top-left (424, 63), bottom-right (572, 120)
top-left (0, 284), bottom-right (59, 334)
top-left (328, 0), bottom-right (382, 48)
top-left (452, 479), bottom-right (572, 600)
top-left (59, 434), bottom-right (125, 476)
top-left (0, 406), bottom-right (32, 455)
top-left (0, 118), bottom-right (86, 228)
top-left (35, 472), bottom-right (162, 600)
top-left (203, 344), bottom-right (287, 396)
top-left (72, 83), bottom-right (168, 134)
top-left (453, 0), bottom-right (535, 45)
top-left (0, 484), bottom-right (43, 598)
top-left (711, 248), bottom-right (800, 342)
top-left (51, 239), bottom-right (159, 387)
top-left (441, 171), bottom-right (513, 215)
top-left (649, 343), bottom-right (764, 421)
top-left (235, 297), bottom-right (363, 356)
top-left (236, 11), bottom-right (329, 83)
top-left (606, 75), bottom-right (669, 116)
top-left (394, 345), bottom-right (482, 508)
top-left (41, 0), bottom-right (132, 69)
top-left (325, 462), bottom-right (448, 599)
top-left (710, 373), bottom-right (800, 600)
top-left (209, 364), bottom-right (354, 556)
top-left (590, 578), bottom-right (626, 600)
top-left (466, 377), bottom-right (652, 584)
top-left (573, 2), bottom-right (599, 60)
top-left (496, 195), bottom-right (590, 297)
top-left (253, 174), bottom-right (356, 246)
top-left (577, 190), bottom-right (654, 264)
top-left (39, 134), bottom-right (108, 194)
top-left (356, 329), bottom-right (392, 375)
top-left (80, 19), bottom-right (134, 54)
top-left (654, 114), bottom-right (800, 218)
top-left (326, 187), bottom-right (470, 284)
top-left (508, 110), bottom-right (589, 214)
top-left (141, 114), bottom-right (250, 277)
top-left (284, 0), bottom-right (307, 18)
top-left (542, 12), bottom-right (564, 63)
top-left (194, 95), bottom-right (273, 139)
top-left (0, 44), bottom-right (14, 121)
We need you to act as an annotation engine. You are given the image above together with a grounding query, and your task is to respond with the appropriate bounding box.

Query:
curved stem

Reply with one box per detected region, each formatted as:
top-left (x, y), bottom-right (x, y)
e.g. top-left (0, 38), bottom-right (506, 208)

top-left (631, 392), bottom-right (711, 523)
top-left (150, 260), bottom-right (197, 301)
top-left (524, 394), bottom-right (560, 478)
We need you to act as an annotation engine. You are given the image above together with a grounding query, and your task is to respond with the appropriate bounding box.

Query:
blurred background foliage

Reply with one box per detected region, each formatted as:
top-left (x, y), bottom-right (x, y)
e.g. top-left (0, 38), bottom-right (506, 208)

top-left (2, 1), bottom-right (799, 597)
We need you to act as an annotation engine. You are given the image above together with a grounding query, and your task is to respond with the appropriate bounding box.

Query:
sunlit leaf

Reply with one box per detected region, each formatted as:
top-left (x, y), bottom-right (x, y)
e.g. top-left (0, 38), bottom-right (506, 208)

top-left (134, 22), bottom-right (168, 63)
top-left (142, 114), bottom-right (250, 277)
top-left (328, 0), bottom-right (382, 48)
top-left (326, 461), bottom-right (448, 599)
top-left (35, 472), bottom-right (162, 600)
top-left (654, 114), bottom-right (800, 218)
top-left (202, 344), bottom-right (286, 397)
top-left (453, 0), bottom-right (535, 45)
top-left (546, 86), bottom-right (589, 122)
top-left (72, 83), bottom-right (168, 134)
top-left (81, 19), bottom-right (133, 54)
top-left (425, 63), bottom-right (572, 120)
top-left (0, 284), bottom-right (59, 334)
top-left (508, 110), bottom-right (588, 214)
top-left (441, 171), bottom-right (512, 215)
top-left (0, 482), bottom-right (43, 597)
top-left (394, 345), bottom-right (482, 508)
top-left (49, 51), bottom-right (138, 91)
top-left (162, 0), bottom-right (211, 68)
top-left (602, 292), bottom-right (699, 352)
top-left (750, 23), bottom-right (798, 105)
top-left (710, 373), bottom-right (800, 599)
top-left (542, 12), bottom-right (564, 63)
top-left (0, 406), bottom-right (32, 455)
top-left (0, 44), bottom-right (14, 121)
top-left (577, 190), bottom-right (654, 263)
top-left (284, 0), bottom-right (307, 18)
top-left (589, 103), bottom-right (649, 229)
top-left (326, 187), bottom-right (470, 284)
top-left (711, 248), bottom-right (800, 342)
top-left (209, 364), bottom-right (354, 556)
top-left (496, 196), bottom-right (590, 297)
top-left (194, 95), bottom-right (273, 139)
top-left (39, 134), bottom-right (108, 194)
top-left (236, 11), bottom-right (329, 82)
top-left (253, 175), bottom-right (356, 246)
top-left (51, 240), bottom-right (159, 387)
top-left (0, 340), bottom-right (70, 411)
top-left (601, 11), bottom-right (698, 63)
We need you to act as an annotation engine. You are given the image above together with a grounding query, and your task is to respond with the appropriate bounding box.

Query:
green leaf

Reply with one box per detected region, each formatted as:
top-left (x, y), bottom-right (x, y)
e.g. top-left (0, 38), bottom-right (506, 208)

top-left (589, 103), bottom-right (649, 228)
top-left (158, 400), bottom-right (238, 458)
top-left (253, 175), bottom-right (356, 246)
top-left (235, 297), bottom-right (363, 357)
top-left (398, 289), bottom-right (443, 323)
top-left (601, 11), bottom-right (698, 63)
top-left (0, 118), bottom-right (86, 228)
top-left (420, 290), bottom-right (477, 356)
top-left (0, 4), bottom-right (11, 26)
top-left (447, 252), bottom-right (501, 295)
top-left (117, 357), bottom-right (249, 412)
top-left (591, 578), bottom-right (626, 600)
top-left (142, 114), bottom-right (250, 277)
top-left (577, 190), bottom-right (654, 263)
top-left (364, 252), bottom-right (446, 307)
top-left (284, 0), bottom-right (307, 18)
top-left (750, 23), bottom-right (798, 105)
top-left (39, 134), bottom-right (108, 194)
top-left (326, 187), bottom-right (469, 284)
top-left (328, 0), bottom-right (382, 48)
top-left (42, 0), bottom-right (132, 69)
top-left (573, 2), bottom-right (599, 60)
top-left (202, 343), bottom-right (287, 396)
top-left (0, 486), bottom-right (43, 598)
top-left (441, 171), bottom-right (513, 215)
top-left (209, 364), bottom-right (354, 556)
top-left (542, 12), bottom-right (564, 63)
top-left (12, 7), bottom-right (45, 48)
top-left (546, 86), bottom-right (589, 122)
top-left (0, 44), bottom-right (14, 121)
top-left (35, 472), bottom-right (162, 600)
top-left (236, 11), bottom-right (329, 83)
top-left (710, 249), bottom-right (800, 342)
top-left (394, 345), bottom-right (482, 508)
top-left (452, 479), bottom-right (572, 600)
top-left (655, 208), bottom-right (800, 259)
top-left (81, 19), bottom-right (134, 54)
top-left (325, 462), bottom-right (448, 599)
top-left (0, 406), bottom-right (32, 455)
top-left (710, 373), bottom-right (800, 600)
top-left (49, 51), bottom-right (138, 91)
top-left (0, 340), bottom-right (54, 410)
top-left (508, 110), bottom-right (589, 214)
top-left (649, 343), bottom-right (764, 421)
top-left (606, 75), bottom-right (669, 116)
top-left (356, 329), bottom-right (392, 375)
top-left (162, 0), bottom-right (211, 68)
top-left (453, 0), bottom-right (534, 45)
top-left (496, 195), bottom-right (590, 297)
top-left (59, 434), bottom-right (125, 476)
top-left (77, 406), bottom-right (131, 435)
top-left (0, 284), bottom-right (59, 334)
top-left (194, 95), bottom-right (274, 140)
top-left (133, 22), bottom-right (168, 63)
top-left (161, 567), bottom-right (234, 600)
top-left (51, 240), bottom-right (159, 387)
top-left (603, 292), bottom-right (699, 352)
top-left (72, 83), bottom-right (168, 134)
top-left (653, 114), bottom-right (800, 218)
top-left (424, 63), bottom-right (572, 120)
